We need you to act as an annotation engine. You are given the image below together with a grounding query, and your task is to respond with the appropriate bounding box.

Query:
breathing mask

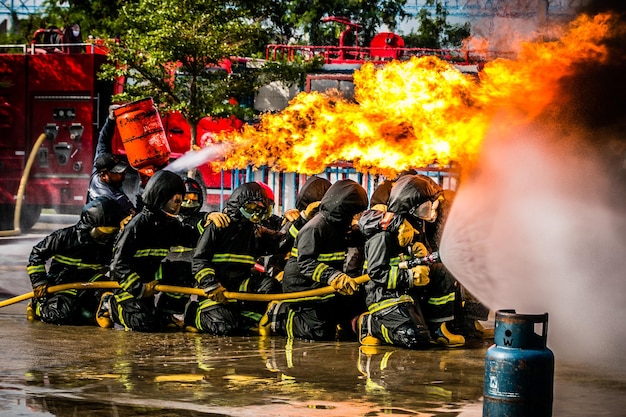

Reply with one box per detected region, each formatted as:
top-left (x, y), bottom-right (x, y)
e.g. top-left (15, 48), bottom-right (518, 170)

top-left (409, 197), bottom-right (440, 223)
top-left (89, 226), bottom-right (119, 244)
top-left (239, 201), bottom-right (267, 224)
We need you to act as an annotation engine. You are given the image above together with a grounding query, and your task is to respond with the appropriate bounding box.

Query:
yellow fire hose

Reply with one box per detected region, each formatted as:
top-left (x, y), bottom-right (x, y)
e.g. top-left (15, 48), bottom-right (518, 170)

top-left (0, 275), bottom-right (371, 309)
top-left (0, 132), bottom-right (48, 237)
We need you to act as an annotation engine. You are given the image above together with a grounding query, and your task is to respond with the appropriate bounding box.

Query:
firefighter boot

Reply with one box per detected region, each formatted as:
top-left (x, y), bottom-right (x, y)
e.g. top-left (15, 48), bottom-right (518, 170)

top-left (465, 320), bottom-right (494, 339)
top-left (356, 312), bottom-right (381, 346)
top-left (96, 292), bottom-right (114, 328)
top-left (26, 301), bottom-right (40, 321)
top-left (258, 301), bottom-right (280, 337)
top-left (432, 322), bottom-right (465, 348)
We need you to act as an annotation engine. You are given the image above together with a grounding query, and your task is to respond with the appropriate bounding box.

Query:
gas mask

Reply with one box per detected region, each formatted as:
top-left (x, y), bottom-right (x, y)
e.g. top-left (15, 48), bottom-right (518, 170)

top-left (239, 201), bottom-right (267, 224)
top-left (409, 198), bottom-right (440, 223)
top-left (180, 192), bottom-right (201, 216)
top-left (89, 226), bottom-right (119, 244)
top-left (72, 30), bottom-right (80, 37)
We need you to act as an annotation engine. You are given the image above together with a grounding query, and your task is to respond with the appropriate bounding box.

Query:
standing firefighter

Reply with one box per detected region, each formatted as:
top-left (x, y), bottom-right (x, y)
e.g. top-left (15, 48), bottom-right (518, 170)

top-left (27, 196), bottom-right (124, 325)
top-left (261, 179), bottom-right (368, 341)
top-left (97, 170), bottom-right (185, 331)
top-left (184, 182), bottom-right (283, 335)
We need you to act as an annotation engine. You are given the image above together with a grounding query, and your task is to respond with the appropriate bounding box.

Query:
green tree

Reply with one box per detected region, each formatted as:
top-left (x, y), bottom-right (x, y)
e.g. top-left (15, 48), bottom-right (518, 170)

top-left (402, 0), bottom-right (470, 49)
top-left (99, 0), bottom-right (320, 149)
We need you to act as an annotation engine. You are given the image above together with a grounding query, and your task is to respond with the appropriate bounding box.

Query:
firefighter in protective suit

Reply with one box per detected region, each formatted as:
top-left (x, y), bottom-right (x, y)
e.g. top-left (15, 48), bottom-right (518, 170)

top-left (27, 196), bottom-right (124, 325)
top-left (97, 170), bottom-right (186, 331)
top-left (260, 179), bottom-right (368, 341)
top-left (157, 177), bottom-right (230, 328)
top-left (357, 174), bottom-right (464, 348)
top-left (184, 182), bottom-right (283, 335)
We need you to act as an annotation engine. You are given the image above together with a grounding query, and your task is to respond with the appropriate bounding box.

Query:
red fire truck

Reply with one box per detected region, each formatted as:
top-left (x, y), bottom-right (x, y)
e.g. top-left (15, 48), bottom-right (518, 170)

top-left (0, 35), bottom-right (241, 231)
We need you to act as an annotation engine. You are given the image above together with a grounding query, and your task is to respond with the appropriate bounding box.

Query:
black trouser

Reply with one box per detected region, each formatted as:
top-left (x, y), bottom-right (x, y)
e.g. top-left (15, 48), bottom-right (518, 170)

top-left (109, 294), bottom-right (160, 332)
top-left (362, 302), bottom-right (432, 349)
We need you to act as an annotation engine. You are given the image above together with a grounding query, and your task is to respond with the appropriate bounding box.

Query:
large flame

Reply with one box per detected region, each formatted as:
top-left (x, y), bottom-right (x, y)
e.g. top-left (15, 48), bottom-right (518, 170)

top-left (213, 13), bottom-right (614, 176)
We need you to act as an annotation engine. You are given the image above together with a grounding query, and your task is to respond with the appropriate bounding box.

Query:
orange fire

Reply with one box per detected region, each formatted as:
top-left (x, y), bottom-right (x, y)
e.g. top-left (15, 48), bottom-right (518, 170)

top-left (214, 13), bottom-right (615, 176)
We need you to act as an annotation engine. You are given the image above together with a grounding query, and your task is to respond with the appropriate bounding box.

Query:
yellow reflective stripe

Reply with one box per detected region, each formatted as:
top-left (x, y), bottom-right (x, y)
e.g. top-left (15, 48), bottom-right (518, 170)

top-left (428, 292), bottom-right (456, 306)
top-left (27, 265), bottom-right (46, 274)
top-left (381, 324), bottom-right (393, 344)
top-left (368, 295), bottom-right (414, 314)
top-left (56, 289), bottom-right (78, 296)
top-left (197, 222), bottom-right (205, 235)
top-left (198, 298), bottom-right (220, 310)
top-left (387, 267), bottom-right (398, 290)
top-left (289, 224), bottom-right (299, 238)
top-left (155, 264), bottom-right (163, 280)
top-left (286, 309), bottom-right (295, 339)
top-left (241, 310), bottom-right (262, 322)
top-left (88, 273), bottom-right (104, 283)
top-left (389, 257), bottom-right (401, 266)
top-left (239, 278), bottom-right (250, 292)
top-left (170, 246), bottom-right (192, 253)
top-left (115, 301), bottom-right (131, 331)
top-left (51, 255), bottom-right (103, 269)
top-left (317, 252), bottom-right (345, 262)
top-left (380, 351), bottom-right (394, 370)
top-left (114, 291), bottom-right (133, 303)
top-left (134, 249), bottom-right (169, 257)
top-left (291, 248), bottom-right (298, 257)
top-left (312, 263), bottom-right (329, 282)
top-left (211, 253), bottom-right (256, 264)
top-left (120, 272), bottom-right (140, 291)
top-left (195, 267), bottom-right (215, 283)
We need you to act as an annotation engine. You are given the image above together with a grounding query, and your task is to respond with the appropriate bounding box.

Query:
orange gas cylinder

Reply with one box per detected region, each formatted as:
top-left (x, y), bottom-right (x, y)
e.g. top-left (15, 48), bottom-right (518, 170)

top-left (113, 97), bottom-right (171, 171)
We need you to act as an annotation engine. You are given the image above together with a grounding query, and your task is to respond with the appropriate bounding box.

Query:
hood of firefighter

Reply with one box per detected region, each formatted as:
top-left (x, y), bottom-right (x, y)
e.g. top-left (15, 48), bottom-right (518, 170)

top-left (225, 182), bottom-right (272, 223)
top-left (77, 196), bottom-right (125, 244)
top-left (141, 170), bottom-right (185, 214)
top-left (295, 176), bottom-right (332, 211)
top-left (319, 179), bottom-right (368, 224)
top-left (387, 174), bottom-right (441, 217)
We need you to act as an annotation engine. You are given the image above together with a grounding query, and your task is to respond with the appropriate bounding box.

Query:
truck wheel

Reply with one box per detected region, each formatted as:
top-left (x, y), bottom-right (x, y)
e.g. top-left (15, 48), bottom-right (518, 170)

top-left (0, 204), bottom-right (41, 232)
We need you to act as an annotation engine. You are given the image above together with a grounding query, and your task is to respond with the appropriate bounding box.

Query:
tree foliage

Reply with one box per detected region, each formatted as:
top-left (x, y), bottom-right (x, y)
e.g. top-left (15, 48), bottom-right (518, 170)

top-left (402, 0), bottom-right (470, 49)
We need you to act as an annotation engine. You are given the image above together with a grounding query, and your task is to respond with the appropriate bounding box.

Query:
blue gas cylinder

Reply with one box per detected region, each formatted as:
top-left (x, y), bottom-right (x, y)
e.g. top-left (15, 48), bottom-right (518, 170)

top-left (483, 309), bottom-right (554, 417)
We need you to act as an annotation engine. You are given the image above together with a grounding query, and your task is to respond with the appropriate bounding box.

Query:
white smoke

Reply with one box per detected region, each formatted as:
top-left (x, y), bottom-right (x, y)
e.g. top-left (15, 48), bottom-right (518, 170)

top-left (441, 121), bottom-right (626, 378)
top-left (164, 143), bottom-right (225, 174)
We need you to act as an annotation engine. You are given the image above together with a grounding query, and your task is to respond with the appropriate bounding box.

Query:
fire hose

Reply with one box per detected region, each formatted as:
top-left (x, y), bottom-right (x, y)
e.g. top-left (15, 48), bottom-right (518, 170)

top-left (0, 132), bottom-right (48, 237)
top-left (0, 253), bottom-right (441, 309)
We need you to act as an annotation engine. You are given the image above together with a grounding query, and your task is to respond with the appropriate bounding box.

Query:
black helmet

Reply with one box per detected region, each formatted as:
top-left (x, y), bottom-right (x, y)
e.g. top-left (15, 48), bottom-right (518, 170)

top-left (181, 177), bottom-right (203, 215)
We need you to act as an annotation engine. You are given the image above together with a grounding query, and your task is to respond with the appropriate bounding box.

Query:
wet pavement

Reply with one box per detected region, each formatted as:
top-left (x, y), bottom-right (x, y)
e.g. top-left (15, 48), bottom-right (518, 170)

top-left (1, 217), bottom-right (626, 416)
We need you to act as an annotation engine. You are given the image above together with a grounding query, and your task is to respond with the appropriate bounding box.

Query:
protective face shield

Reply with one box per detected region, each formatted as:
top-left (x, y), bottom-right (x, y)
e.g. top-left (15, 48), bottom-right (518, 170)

top-left (397, 219), bottom-right (415, 247)
top-left (409, 198), bottom-right (440, 223)
top-left (89, 226), bottom-right (119, 244)
top-left (72, 30), bottom-right (80, 37)
top-left (180, 191), bottom-right (201, 216)
top-left (162, 194), bottom-right (183, 217)
top-left (239, 201), bottom-right (267, 224)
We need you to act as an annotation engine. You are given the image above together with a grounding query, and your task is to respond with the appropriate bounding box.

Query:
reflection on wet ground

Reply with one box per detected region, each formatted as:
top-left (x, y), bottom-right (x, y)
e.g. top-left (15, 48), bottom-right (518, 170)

top-left (0, 307), bottom-right (488, 416)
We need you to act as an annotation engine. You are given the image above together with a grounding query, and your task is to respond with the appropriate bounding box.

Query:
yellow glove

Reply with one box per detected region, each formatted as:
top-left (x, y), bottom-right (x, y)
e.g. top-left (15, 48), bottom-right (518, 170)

top-left (397, 219), bottom-right (416, 248)
top-left (411, 265), bottom-right (430, 286)
top-left (33, 284), bottom-right (48, 299)
top-left (303, 201), bottom-right (321, 220)
top-left (411, 241), bottom-right (428, 257)
top-left (205, 285), bottom-right (228, 304)
top-left (371, 204), bottom-right (387, 212)
top-left (330, 273), bottom-right (359, 296)
top-left (142, 280), bottom-right (159, 298)
top-left (283, 209), bottom-right (300, 223)
top-left (119, 214), bottom-right (133, 231)
top-left (205, 212), bottom-right (230, 228)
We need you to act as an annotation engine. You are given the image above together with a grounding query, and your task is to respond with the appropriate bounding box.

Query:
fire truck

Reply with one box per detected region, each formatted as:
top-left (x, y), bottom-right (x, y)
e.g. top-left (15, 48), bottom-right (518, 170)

top-left (0, 34), bottom-right (241, 231)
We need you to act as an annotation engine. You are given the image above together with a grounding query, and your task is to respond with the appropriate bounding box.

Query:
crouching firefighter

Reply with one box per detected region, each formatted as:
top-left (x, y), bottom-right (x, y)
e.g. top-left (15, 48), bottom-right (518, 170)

top-left (184, 182), bottom-right (283, 335)
top-left (97, 170), bottom-right (186, 332)
top-left (27, 196), bottom-right (124, 325)
top-left (356, 174), bottom-right (463, 349)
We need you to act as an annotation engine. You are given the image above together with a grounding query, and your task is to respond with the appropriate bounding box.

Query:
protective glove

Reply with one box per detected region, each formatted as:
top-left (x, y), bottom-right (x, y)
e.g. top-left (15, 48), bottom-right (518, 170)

top-left (330, 273), bottom-right (359, 296)
top-left (142, 280), bottom-right (159, 298)
top-left (205, 212), bottom-right (230, 228)
top-left (119, 214), bottom-right (133, 231)
top-left (411, 241), bottom-right (428, 257)
top-left (397, 219), bottom-right (416, 248)
top-left (283, 209), bottom-right (300, 223)
top-left (371, 204), bottom-right (388, 212)
top-left (108, 104), bottom-right (121, 120)
top-left (411, 265), bottom-right (430, 286)
top-left (205, 285), bottom-right (228, 304)
top-left (33, 284), bottom-right (48, 299)
top-left (302, 201), bottom-right (321, 220)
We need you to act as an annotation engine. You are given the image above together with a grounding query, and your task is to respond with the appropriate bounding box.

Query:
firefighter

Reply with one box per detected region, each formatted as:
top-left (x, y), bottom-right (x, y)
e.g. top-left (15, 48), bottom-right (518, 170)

top-left (61, 23), bottom-right (83, 53)
top-left (96, 170), bottom-right (186, 332)
top-left (356, 174), bottom-right (465, 348)
top-left (26, 196), bottom-right (124, 325)
top-left (156, 177), bottom-right (230, 328)
top-left (87, 105), bottom-right (136, 217)
top-left (260, 179), bottom-right (368, 341)
top-left (183, 182), bottom-right (284, 335)
top-left (369, 169), bottom-right (417, 208)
